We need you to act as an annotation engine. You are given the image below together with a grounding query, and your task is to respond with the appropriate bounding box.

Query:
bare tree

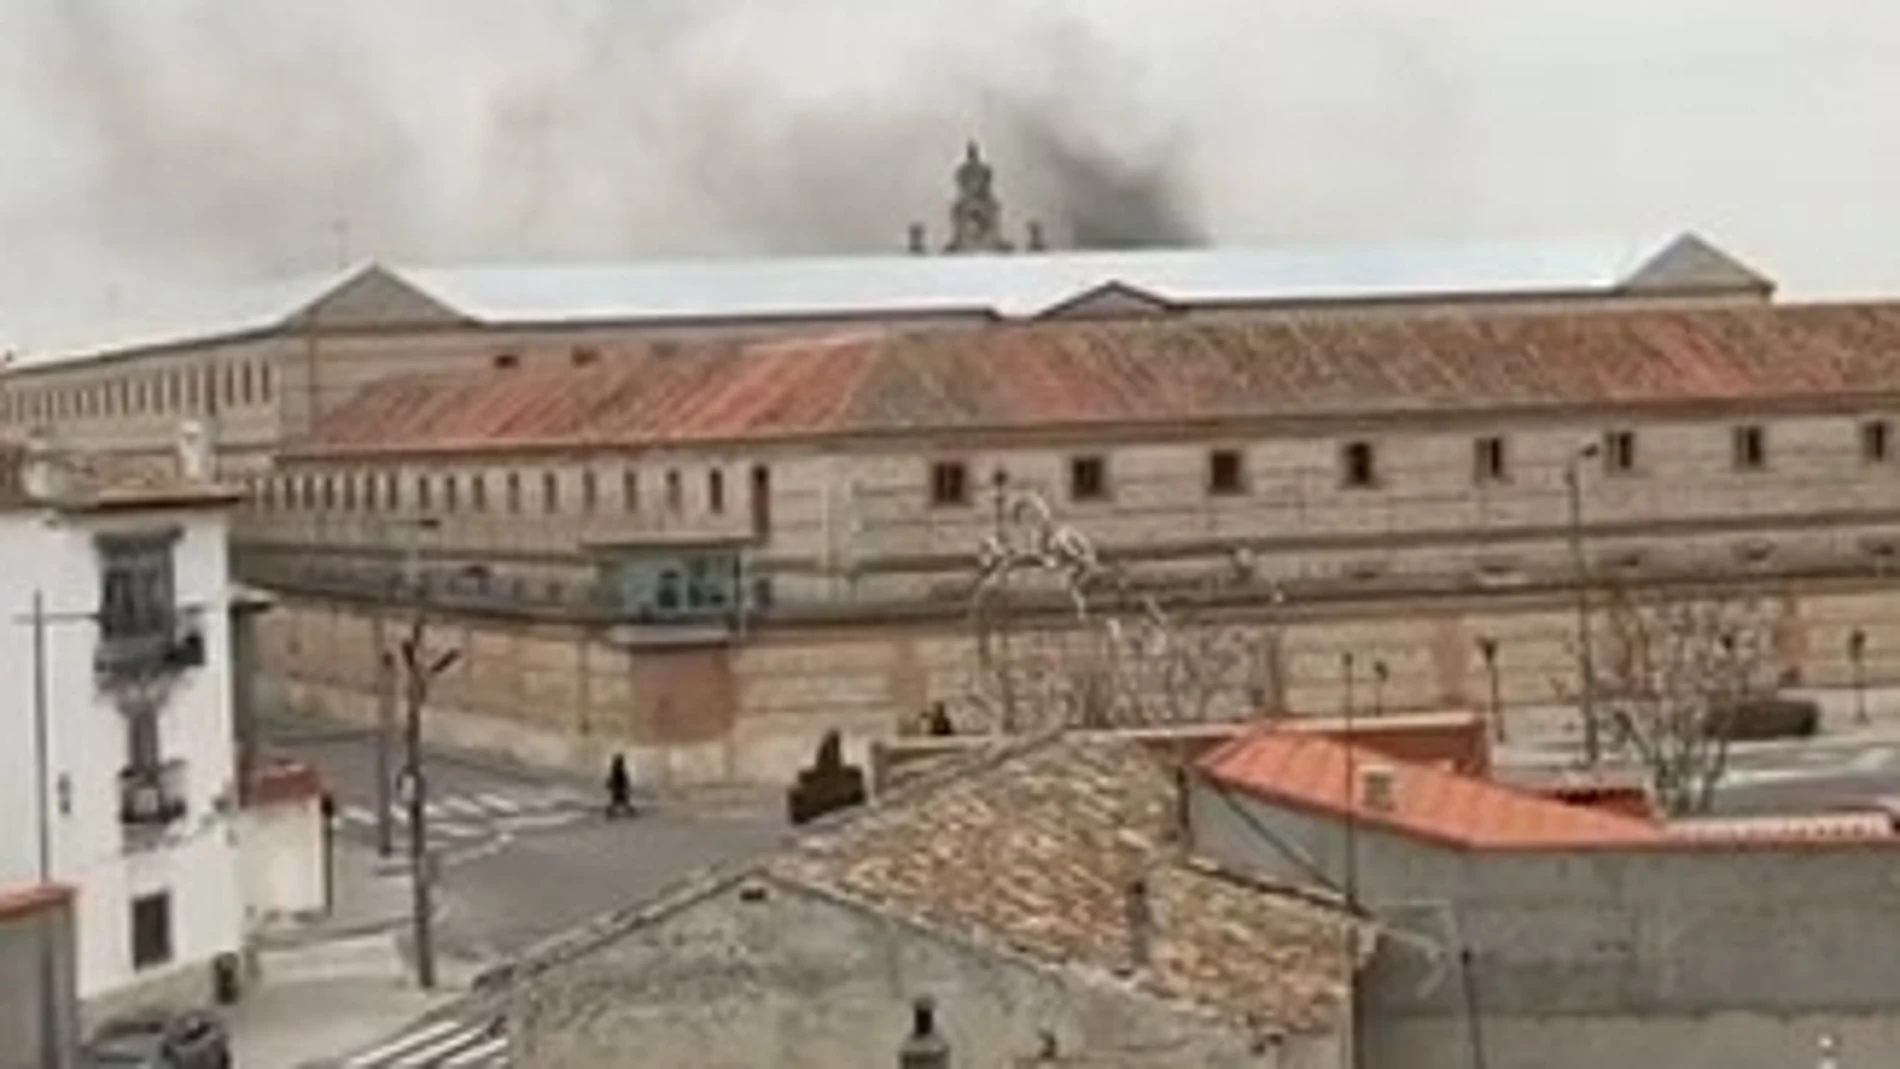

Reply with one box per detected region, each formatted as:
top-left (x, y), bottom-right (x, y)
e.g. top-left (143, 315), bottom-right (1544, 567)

top-left (961, 487), bottom-right (1277, 733)
top-left (1567, 584), bottom-right (1780, 816)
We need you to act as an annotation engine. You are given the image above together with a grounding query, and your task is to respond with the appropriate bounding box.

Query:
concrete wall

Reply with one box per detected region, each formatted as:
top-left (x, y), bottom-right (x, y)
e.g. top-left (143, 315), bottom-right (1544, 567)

top-left (511, 878), bottom-right (1338, 1069)
top-left (239, 794), bottom-right (326, 928)
top-left (0, 895), bottom-right (79, 1069)
top-left (1185, 777), bottom-right (1900, 1069)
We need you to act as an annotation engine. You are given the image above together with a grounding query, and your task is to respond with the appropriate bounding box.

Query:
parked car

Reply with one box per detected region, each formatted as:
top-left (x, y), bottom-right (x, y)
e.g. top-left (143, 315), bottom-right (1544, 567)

top-left (1701, 695), bottom-right (1822, 742)
top-left (84, 1010), bottom-right (230, 1069)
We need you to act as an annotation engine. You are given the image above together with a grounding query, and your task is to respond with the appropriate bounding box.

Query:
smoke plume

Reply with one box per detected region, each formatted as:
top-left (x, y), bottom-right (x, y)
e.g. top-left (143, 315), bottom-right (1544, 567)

top-left (4, 0), bottom-right (1900, 347)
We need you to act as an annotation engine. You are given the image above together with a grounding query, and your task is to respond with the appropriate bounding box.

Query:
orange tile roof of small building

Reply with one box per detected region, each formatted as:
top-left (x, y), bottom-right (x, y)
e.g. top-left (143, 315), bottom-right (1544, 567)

top-left (1201, 729), bottom-right (1669, 851)
top-left (0, 882), bottom-right (74, 922)
top-left (1203, 728), bottom-right (1900, 852)
top-left (289, 300), bottom-right (1900, 458)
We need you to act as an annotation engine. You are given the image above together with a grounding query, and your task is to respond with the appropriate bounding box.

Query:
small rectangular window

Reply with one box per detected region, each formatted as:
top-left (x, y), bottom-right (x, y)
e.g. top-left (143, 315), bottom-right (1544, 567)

top-left (1863, 420), bottom-right (1891, 464)
top-left (1068, 455), bottom-right (1108, 501)
top-left (543, 471), bottom-right (560, 513)
top-left (506, 472), bottom-right (522, 514)
top-left (707, 469), bottom-right (725, 514)
top-left (571, 346), bottom-right (600, 367)
top-left (384, 473), bottom-right (400, 511)
top-left (622, 470), bottom-right (639, 512)
top-left (665, 470), bottom-right (683, 511)
top-left (470, 473), bottom-right (487, 512)
top-left (1473, 436), bottom-right (1509, 484)
top-left (130, 892), bottom-right (173, 970)
top-left (416, 475), bottom-right (432, 512)
top-left (929, 461), bottom-right (969, 507)
top-left (1732, 425), bottom-right (1767, 471)
top-left (443, 475), bottom-right (459, 513)
top-left (1604, 430), bottom-right (1638, 474)
top-left (1207, 449), bottom-right (1246, 496)
top-left (493, 353), bottom-right (520, 370)
top-left (580, 470), bottom-right (598, 513)
top-left (1341, 441), bottom-right (1378, 489)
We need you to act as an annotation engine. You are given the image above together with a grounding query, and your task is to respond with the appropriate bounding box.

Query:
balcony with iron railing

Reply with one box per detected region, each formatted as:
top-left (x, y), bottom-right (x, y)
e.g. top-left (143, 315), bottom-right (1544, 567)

top-left (120, 759), bottom-right (189, 842)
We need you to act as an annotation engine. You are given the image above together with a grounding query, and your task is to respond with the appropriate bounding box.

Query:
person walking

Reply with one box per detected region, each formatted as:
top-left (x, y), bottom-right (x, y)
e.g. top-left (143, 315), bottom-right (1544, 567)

top-left (605, 753), bottom-right (636, 819)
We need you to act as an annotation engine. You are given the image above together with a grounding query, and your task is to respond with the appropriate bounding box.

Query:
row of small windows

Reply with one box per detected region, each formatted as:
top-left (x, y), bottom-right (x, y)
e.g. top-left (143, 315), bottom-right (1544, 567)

top-left (0, 358), bottom-right (274, 425)
top-left (924, 420), bottom-right (1896, 506)
top-left (260, 464), bottom-right (768, 532)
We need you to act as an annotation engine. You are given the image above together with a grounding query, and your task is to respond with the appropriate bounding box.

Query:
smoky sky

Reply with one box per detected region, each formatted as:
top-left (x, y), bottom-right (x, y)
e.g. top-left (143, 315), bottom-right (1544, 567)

top-left (4, 0), bottom-right (1900, 348)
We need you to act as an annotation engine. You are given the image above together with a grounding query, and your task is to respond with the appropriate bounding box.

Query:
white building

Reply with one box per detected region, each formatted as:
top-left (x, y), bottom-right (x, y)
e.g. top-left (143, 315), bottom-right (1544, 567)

top-left (0, 427), bottom-right (246, 1020)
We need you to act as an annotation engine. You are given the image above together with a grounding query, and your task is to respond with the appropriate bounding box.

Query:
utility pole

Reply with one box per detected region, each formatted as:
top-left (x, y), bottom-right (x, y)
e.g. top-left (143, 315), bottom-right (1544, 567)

top-left (393, 518), bottom-right (457, 991)
top-left (18, 593), bottom-right (101, 1069)
top-left (374, 518), bottom-right (429, 858)
top-left (1339, 649), bottom-right (1361, 1069)
top-left (1565, 444), bottom-right (1602, 765)
top-left (29, 592), bottom-right (58, 1069)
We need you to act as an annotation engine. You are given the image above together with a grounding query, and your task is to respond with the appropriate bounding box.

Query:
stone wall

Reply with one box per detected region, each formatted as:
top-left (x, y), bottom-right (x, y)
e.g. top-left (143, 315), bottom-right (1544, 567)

top-left (510, 877), bottom-right (1335, 1069)
top-left (256, 575), bottom-right (1900, 785)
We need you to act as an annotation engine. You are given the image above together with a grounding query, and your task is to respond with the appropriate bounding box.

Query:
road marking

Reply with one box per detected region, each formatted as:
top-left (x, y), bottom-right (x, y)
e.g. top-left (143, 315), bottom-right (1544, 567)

top-left (442, 1034), bottom-right (507, 1068)
top-left (499, 810), bottom-right (586, 832)
top-left (343, 1019), bottom-right (465, 1067)
top-left (1848, 746), bottom-right (1896, 773)
top-left (339, 805), bottom-right (377, 826)
top-left (393, 1023), bottom-right (493, 1068)
top-left (473, 792), bottom-right (523, 814)
top-left (429, 822), bottom-right (486, 842)
top-left (438, 796), bottom-right (491, 818)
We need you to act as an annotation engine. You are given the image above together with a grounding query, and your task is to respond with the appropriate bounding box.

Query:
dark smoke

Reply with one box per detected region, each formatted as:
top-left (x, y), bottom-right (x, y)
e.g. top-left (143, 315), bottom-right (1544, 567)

top-left (5, 0), bottom-right (1900, 349)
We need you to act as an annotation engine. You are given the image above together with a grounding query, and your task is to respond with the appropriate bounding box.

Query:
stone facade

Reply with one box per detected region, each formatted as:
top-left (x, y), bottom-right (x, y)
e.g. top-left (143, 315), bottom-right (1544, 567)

top-left (254, 571), bottom-right (1898, 785)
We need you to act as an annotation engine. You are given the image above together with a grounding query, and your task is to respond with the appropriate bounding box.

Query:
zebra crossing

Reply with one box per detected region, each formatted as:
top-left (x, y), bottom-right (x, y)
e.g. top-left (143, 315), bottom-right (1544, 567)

top-left (339, 1012), bottom-right (508, 1069)
top-left (333, 786), bottom-right (592, 846)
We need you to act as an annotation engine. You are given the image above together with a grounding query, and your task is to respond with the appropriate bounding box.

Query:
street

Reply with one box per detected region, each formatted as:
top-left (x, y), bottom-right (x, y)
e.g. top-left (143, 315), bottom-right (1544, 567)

top-left (1499, 719), bottom-right (1900, 817)
top-left (260, 714), bottom-right (788, 969)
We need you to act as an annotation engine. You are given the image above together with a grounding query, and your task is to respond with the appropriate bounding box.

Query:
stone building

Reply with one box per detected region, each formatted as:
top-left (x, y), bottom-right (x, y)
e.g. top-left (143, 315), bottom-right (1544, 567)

top-left (0, 221), bottom-right (1770, 482)
top-left (236, 300), bottom-right (1900, 782)
top-left (497, 733), bottom-right (1365, 1069)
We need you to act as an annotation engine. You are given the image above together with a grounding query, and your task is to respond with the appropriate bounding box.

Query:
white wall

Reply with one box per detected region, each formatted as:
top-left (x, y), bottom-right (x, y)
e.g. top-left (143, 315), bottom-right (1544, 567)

top-left (0, 501), bottom-right (244, 1008)
top-left (239, 795), bottom-right (326, 926)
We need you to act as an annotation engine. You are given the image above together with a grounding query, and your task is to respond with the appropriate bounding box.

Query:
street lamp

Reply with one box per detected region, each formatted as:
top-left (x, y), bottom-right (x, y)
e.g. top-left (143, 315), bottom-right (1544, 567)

top-left (1849, 628), bottom-right (1869, 725)
top-left (1372, 659), bottom-right (1389, 717)
top-left (1564, 442), bottom-right (1603, 765)
top-left (1477, 636), bottom-right (1504, 742)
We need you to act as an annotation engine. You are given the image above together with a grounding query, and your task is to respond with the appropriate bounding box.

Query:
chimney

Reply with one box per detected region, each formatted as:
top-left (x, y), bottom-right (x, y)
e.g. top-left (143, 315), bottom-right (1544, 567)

top-left (897, 996), bottom-right (951, 1069)
top-left (1359, 764), bottom-right (1397, 814)
top-left (1123, 877), bottom-right (1153, 971)
top-left (176, 418), bottom-right (215, 482)
top-left (20, 429), bottom-right (68, 500)
top-left (907, 223), bottom-right (928, 255)
top-left (1025, 220), bottom-right (1047, 252)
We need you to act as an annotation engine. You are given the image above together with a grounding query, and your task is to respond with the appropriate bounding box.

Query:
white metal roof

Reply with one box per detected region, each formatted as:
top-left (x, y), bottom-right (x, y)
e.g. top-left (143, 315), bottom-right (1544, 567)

top-left (7, 232), bottom-right (1730, 369)
top-left (398, 233), bottom-right (1689, 325)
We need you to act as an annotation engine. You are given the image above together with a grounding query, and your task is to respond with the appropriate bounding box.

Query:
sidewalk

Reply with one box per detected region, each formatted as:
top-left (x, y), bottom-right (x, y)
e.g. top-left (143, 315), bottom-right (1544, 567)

top-left (229, 841), bottom-right (459, 1069)
top-left (1494, 685), bottom-right (1900, 770)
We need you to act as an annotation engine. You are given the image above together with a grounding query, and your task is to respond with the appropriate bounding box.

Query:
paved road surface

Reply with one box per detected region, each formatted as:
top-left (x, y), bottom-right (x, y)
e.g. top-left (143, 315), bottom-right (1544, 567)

top-left (262, 713), bottom-right (787, 966)
top-left (333, 1008), bottom-right (509, 1069)
top-left (1502, 729), bottom-right (1900, 815)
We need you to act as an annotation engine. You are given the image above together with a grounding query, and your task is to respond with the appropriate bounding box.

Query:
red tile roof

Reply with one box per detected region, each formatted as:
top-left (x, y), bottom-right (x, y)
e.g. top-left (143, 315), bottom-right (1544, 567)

top-left (293, 301), bottom-right (1900, 457)
top-left (1201, 730), bottom-right (1667, 850)
top-left (0, 882), bottom-right (74, 922)
top-left (1202, 728), bottom-right (1900, 852)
